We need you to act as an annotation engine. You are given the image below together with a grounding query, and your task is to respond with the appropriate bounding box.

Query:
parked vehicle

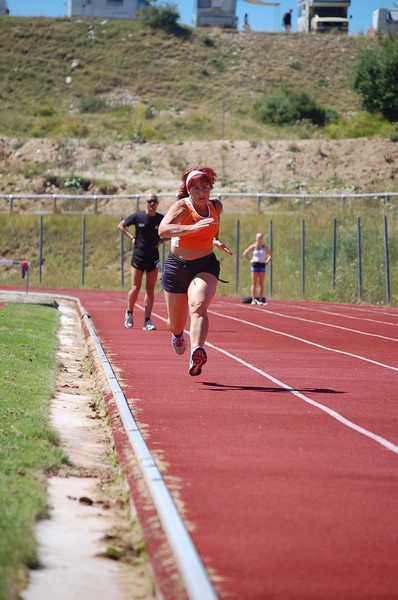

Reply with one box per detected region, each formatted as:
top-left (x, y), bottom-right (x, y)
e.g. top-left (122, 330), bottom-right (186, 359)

top-left (370, 7), bottom-right (398, 34)
top-left (297, 0), bottom-right (350, 33)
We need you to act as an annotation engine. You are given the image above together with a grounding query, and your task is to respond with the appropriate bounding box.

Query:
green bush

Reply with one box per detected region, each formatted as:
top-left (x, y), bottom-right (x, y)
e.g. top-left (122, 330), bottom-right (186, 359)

top-left (80, 96), bottom-right (108, 114)
top-left (255, 88), bottom-right (333, 127)
top-left (352, 35), bottom-right (398, 122)
top-left (139, 1), bottom-right (180, 34)
top-left (326, 111), bottom-right (391, 139)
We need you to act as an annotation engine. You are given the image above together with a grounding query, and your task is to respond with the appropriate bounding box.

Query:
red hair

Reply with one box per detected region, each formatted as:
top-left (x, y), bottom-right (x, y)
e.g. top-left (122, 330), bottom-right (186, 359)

top-left (178, 166), bottom-right (217, 199)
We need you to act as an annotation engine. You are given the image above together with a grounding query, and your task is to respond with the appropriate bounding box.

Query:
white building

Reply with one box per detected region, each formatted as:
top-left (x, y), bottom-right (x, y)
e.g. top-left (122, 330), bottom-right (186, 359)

top-left (67, 0), bottom-right (151, 20)
top-left (371, 7), bottom-right (398, 34)
top-left (194, 0), bottom-right (238, 28)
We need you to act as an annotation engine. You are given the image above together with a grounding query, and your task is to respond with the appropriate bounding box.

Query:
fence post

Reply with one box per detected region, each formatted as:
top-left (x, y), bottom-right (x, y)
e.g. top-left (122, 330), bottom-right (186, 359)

top-left (332, 218), bottom-right (337, 290)
top-left (301, 219), bottom-right (305, 296)
top-left (235, 219), bottom-right (240, 293)
top-left (357, 217), bottom-right (362, 302)
top-left (9, 194), bottom-right (13, 214)
top-left (256, 194), bottom-right (261, 213)
top-left (52, 194), bottom-right (57, 213)
top-left (120, 229), bottom-right (124, 289)
top-left (81, 216), bottom-right (86, 287)
top-left (268, 220), bottom-right (273, 298)
top-left (384, 215), bottom-right (390, 304)
top-left (39, 215), bottom-right (43, 283)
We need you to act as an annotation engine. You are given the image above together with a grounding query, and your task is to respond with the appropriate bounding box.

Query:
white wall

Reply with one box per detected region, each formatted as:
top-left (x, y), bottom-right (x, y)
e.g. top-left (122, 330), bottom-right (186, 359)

top-left (67, 0), bottom-right (146, 20)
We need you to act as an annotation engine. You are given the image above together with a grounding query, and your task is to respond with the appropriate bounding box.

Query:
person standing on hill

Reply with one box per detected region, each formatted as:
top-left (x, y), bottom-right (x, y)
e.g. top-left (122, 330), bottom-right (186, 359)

top-left (117, 192), bottom-right (164, 331)
top-left (159, 166), bottom-right (233, 376)
top-left (283, 9), bottom-right (293, 32)
top-left (243, 232), bottom-right (272, 305)
top-left (243, 13), bottom-right (251, 31)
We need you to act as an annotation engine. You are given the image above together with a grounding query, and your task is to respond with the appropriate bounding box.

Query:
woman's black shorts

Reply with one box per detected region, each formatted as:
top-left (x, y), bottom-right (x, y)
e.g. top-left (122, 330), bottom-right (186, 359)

top-left (132, 253), bottom-right (160, 272)
top-left (162, 252), bottom-right (220, 294)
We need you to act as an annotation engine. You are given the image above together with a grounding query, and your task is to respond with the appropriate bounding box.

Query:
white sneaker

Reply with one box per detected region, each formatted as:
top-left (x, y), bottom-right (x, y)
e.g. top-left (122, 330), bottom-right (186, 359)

top-left (172, 333), bottom-right (186, 355)
top-left (143, 319), bottom-right (156, 331)
top-left (189, 346), bottom-right (207, 376)
top-left (124, 310), bottom-right (133, 328)
top-left (251, 299), bottom-right (258, 305)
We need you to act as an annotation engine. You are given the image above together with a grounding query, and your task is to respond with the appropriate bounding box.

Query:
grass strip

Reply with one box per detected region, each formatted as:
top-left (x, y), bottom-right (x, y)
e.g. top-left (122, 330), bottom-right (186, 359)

top-left (0, 302), bottom-right (67, 600)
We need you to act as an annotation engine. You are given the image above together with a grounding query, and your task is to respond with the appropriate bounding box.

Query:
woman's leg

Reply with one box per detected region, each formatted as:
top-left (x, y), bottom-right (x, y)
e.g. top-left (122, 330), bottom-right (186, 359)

top-left (187, 273), bottom-right (218, 349)
top-left (258, 272), bottom-right (265, 299)
top-left (164, 291), bottom-right (189, 335)
top-left (251, 272), bottom-right (258, 299)
top-left (128, 267), bottom-right (144, 311)
top-left (144, 268), bottom-right (159, 319)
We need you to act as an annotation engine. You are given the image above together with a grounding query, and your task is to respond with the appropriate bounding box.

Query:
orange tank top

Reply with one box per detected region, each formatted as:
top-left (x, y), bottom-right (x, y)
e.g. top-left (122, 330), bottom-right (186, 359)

top-left (171, 198), bottom-right (219, 250)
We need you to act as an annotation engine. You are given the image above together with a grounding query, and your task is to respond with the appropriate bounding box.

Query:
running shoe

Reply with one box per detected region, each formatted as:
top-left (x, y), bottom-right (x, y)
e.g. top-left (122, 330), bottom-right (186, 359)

top-left (172, 333), bottom-right (186, 355)
top-left (124, 310), bottom-right (133, 328)
top-left (143, 319), bottom-right (156, 331)
top-left (189, 346), bottom-right (207, 377)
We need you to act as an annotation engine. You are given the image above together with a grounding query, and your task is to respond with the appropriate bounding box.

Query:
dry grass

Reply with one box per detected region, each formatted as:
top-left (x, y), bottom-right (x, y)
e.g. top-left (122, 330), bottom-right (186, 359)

top-left (0, 17), bottom-right (376, 142)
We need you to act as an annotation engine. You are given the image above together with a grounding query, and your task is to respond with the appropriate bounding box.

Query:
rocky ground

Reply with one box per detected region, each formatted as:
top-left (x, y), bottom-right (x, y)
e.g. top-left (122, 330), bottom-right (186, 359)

top-left (1, 137), bottom-right (398, 198)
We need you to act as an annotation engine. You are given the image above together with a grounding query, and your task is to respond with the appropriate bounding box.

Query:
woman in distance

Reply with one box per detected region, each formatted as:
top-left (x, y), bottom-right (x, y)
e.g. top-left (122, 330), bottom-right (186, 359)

top-left (243, 232), bottom-right (272, 304)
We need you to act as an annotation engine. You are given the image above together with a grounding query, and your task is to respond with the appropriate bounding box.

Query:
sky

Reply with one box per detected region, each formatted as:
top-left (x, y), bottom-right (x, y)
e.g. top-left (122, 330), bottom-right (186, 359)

top-left (5, 0), bottom-right (394, 34)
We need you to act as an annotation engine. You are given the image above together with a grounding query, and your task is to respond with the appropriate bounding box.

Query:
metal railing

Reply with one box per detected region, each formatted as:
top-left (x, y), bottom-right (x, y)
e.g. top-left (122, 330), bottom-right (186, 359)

top-left (0, 260), bottom-right (30, 293)
top-left (1, 191), bottom-right (397, 214)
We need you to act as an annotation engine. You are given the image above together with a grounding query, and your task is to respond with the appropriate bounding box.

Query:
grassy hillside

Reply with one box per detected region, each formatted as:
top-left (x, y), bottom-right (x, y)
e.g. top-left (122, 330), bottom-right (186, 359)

top-left (0, 16), bottom-right (375, 143)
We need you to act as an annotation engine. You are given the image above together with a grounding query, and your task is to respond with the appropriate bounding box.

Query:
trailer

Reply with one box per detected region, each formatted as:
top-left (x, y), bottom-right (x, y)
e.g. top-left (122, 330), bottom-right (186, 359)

top-left (297, 0), bottom-right (350, 33)
top-left (371, 8), bottom-right (398, 34)
top-left (67, 0), bottom-right (151, 20)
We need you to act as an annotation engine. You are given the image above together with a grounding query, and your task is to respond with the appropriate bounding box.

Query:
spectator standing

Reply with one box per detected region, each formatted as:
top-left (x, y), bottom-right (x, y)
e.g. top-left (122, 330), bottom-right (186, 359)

top-left (283, 9), bottom-right (293, 32)
top-left (117, 192), bottom-right (164, 330)
top-left (243, 232), bottom-right (272, 305)
top-left (243, 13), bottom-right (251, 31)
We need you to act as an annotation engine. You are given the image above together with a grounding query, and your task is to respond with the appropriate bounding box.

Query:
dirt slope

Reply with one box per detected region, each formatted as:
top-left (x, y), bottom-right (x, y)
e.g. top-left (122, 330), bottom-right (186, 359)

top-left (1, 137), bottom-right (397, 197)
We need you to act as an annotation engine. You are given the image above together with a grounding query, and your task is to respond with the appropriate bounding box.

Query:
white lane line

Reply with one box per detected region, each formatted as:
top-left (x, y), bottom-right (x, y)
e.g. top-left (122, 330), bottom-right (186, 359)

top-left (204, 340), bottom-right (398, 455)
top-left (149, 305), bottom-right (398, 455)
top-left (255, 308), bottom-right (398, 343)
top-left (272, 302), bottom-right (398, 328)
top-left (209, 309), bottom-right (398, 373)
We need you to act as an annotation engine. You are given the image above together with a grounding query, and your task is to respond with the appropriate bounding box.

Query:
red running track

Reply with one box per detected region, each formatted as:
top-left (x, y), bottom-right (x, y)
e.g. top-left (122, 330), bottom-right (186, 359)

top-left (20, 290), bottom-right (398, 598)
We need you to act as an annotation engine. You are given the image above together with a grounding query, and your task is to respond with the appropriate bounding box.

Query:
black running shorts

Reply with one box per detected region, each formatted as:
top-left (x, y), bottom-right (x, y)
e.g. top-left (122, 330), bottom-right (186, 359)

top-left (162, 252), bottom-right (220, 294)
top-left (132, 254), bottom-right (160, 272)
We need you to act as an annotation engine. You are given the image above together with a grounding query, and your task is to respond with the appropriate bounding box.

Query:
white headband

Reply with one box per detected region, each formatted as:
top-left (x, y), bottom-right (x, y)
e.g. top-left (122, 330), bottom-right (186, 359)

top-left (186, 170), bottom-right (204, 188)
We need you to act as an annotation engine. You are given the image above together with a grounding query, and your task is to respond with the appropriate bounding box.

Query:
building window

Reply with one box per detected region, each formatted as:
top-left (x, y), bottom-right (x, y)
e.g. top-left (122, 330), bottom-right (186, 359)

top-left (198, 0), bottom-right (211, 8)
top-left (106, 0), bottom-right (123, 5)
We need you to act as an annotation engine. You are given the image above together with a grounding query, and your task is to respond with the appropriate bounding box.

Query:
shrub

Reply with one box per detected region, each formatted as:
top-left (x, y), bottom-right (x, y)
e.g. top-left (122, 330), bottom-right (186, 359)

top-left (255, 88), bottom-right (332, 127)
top-left (352, 35), bottom-right (398, 122)
top-left (139, 1), bottom-right (180, 34)
top-left (80, 96), bottom-right (108, 114)
top-left (326, 111), bottom-right (390, 139)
